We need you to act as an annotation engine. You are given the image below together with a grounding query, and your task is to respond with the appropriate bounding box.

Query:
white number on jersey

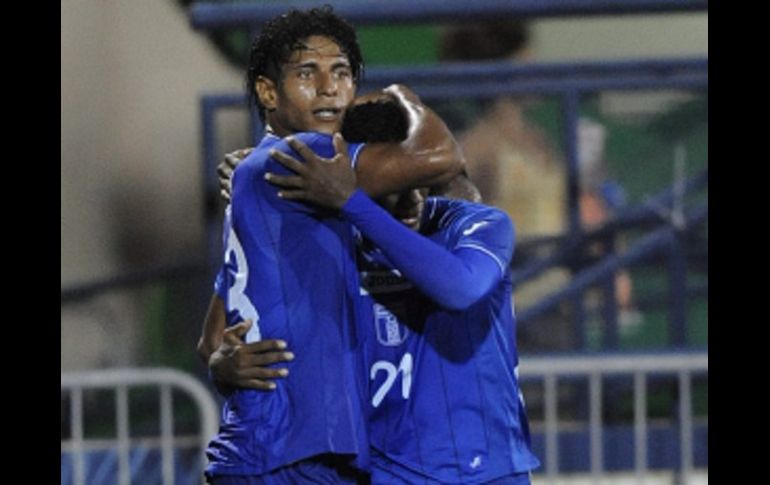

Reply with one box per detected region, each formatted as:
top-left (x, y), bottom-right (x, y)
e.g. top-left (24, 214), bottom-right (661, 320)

top-left (370, 352), bottom-right (413, 408)
top-left (224, 210), bottom-right (261, 343)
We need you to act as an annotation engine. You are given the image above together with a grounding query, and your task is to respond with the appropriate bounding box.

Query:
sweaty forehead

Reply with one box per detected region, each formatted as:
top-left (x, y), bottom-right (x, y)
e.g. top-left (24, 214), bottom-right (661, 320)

top-left (288, 35), bottom-right (348, 64)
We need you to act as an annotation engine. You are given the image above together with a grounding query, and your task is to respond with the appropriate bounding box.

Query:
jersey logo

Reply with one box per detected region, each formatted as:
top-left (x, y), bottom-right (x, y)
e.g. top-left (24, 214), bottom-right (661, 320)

top-left (462, 220), bottom-right (489, 236)
top-left (374, 303), bottom-right (409, 346)
top-left (360, 270), bottom-right (412, 295)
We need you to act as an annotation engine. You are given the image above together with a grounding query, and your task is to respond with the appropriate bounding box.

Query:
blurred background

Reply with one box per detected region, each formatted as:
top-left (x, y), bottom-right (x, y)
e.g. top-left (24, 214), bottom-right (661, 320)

top-left (61, 1), bottom-right (707, 483)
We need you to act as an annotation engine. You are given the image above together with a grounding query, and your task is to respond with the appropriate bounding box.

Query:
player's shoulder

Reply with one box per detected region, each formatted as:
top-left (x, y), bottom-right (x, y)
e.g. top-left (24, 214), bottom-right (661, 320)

top-left (427, 197), bottom-right (515, 241)
top-left (428, 197), bottom-right (512, 224)
top-left (274, 131), bottom-right (363, 160)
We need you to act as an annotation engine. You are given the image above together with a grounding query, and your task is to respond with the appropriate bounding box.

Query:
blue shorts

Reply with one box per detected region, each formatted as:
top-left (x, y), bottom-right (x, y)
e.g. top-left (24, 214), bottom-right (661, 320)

top-left (207, 454), bottom-right (370, 485)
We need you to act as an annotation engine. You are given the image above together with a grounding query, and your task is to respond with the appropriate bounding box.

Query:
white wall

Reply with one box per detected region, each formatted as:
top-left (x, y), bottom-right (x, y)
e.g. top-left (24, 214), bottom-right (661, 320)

top-left (532, 13), bottom-right (708, 61)
top-left (61, 0), bottom-right (246, 370)
top-left (61, 0), bottom-right (245, 288)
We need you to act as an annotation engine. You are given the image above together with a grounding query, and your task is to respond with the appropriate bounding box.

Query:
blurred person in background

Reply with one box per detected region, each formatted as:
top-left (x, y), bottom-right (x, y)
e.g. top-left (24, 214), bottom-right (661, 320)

top-left (436, 20), bottom-right (637, 349)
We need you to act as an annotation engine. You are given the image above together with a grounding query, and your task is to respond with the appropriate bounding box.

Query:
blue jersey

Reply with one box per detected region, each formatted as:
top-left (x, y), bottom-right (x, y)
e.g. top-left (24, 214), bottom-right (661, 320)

top-left (356, 197), bottom-right (541, 484)
top-left (206, 132), bottom-right (369, 477)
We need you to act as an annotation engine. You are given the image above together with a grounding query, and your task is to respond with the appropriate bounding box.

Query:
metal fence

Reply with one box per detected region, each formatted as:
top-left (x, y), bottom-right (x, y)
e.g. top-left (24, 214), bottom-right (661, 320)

top-left (520, 351), bottom-right (708, 484)
top-left (61, 368), bottom-right (219, 485)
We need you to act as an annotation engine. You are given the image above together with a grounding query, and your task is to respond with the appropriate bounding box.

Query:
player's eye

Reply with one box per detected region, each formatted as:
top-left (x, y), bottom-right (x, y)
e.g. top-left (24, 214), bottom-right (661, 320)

top-left (297, 68), bottom-right (313, 80)
top-left (334, 67), bottom-right (352, 80)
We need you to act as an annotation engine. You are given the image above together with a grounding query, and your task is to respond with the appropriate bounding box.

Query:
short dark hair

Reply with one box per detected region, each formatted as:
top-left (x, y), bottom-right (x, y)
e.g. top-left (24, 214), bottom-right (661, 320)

top-left (341, 97), bottom-right (408, 143)
top-left (246, 5), bottom-right (364, 121)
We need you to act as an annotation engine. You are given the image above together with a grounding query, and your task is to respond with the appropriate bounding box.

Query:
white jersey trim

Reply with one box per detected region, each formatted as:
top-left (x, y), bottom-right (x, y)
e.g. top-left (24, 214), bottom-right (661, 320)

top-left (455, 243), bottom-right (507, 276)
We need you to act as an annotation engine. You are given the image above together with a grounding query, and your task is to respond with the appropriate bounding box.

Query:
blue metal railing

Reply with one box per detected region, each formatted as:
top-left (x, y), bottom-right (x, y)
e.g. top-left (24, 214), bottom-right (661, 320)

top-left (190, 0), bottom-right (707, 29)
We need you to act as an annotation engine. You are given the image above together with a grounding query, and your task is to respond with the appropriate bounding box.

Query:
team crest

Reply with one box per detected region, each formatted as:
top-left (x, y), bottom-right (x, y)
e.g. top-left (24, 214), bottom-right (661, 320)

top-left (374, 302), bottom-right (409, 346)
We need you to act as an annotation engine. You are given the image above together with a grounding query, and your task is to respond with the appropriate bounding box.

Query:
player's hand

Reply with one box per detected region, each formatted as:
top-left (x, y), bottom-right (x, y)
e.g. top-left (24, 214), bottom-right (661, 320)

top-left (265, 134), bottom-right (356, 209)
top-left (218, 147), bottom-right (253, 202)
top-left (209, 320), bottom-right (294, 394)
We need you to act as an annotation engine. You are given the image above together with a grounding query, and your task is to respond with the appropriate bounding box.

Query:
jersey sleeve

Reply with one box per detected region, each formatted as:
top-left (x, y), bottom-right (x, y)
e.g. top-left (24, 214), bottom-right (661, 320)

top-left (341, 190), bottom-right (508, 311)
top-left (443, 199), bottom-right (516, 275)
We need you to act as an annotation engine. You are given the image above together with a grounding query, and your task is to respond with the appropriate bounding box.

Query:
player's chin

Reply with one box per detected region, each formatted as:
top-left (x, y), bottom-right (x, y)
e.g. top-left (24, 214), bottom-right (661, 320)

top-left (307, 117), bottom-right (343, 135)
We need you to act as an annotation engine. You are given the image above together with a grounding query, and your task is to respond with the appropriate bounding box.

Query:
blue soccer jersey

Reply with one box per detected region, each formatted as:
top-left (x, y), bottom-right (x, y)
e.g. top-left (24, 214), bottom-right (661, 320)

top-left (206, 132), bottom-right (370, 477)
top-left (353, 197), bottom-right (541, 484)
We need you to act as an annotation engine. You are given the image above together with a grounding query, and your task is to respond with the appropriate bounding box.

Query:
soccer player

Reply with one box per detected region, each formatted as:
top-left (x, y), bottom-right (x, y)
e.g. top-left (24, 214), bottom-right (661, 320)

top-left (212, 96), bottom-right (541, 483)
top-left (267, 142), bottom-right (542, 485)
top-left (200, 6), bottom-right (466, 484)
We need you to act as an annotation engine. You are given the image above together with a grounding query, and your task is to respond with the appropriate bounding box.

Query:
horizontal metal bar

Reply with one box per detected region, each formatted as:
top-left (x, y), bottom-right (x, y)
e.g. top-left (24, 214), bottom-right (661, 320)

top-left (60, 260), bottom-right (208, 304)
top-left (511, 170), bottom-right (707, 283)
top-left (198, 58), bottom-right (708, 109)
top-left (201, 93), bottom-right (246, 109)
top-left (190, 0), bottom-right (708, 30)
top-left (61, 435), bottom-right (204, 453)
top-left (363, 57), bottom-right (707, 83)
top-left (61, 368), bottom-right (220, 480)
top-left (363, 73), bottom-right (708, 99)
top-left (516, 204), bottom-right (707, 324)
top-left (519, 351), bottom-right (707, 376)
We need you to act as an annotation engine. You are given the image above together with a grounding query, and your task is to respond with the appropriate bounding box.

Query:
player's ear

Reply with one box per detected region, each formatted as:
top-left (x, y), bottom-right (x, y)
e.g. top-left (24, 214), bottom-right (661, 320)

top-left (255, 76), bottom-right (278, 112)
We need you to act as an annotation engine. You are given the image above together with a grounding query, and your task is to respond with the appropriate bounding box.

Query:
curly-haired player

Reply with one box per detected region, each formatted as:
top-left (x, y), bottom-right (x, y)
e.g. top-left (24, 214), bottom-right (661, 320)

top-left (199, 6), bottom-right (466, 484)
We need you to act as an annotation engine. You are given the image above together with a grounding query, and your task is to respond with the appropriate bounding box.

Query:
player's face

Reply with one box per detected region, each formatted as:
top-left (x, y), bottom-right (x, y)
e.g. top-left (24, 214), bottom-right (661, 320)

top-left (379, 189), bottom-right (427, 231)
top-left (268, 36), bottom-right (356, 137)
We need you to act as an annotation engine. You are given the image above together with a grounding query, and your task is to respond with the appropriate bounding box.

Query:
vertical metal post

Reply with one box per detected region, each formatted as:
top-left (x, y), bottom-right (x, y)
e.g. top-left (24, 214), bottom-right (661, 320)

top-left (601, 236), bottom-right (619, 349)
top-left (634, 372), bottom-right (648, 484)
top-left (589, 373), bottom-right (603, 484)
top-left (668, 234), bottom-right (687, 346)
top-left (161, 385), bottom-right (175, 485)
top-left (668, 143), bottom-right (688, 347)
top-left (71, 387), bottom-right (85, 485)
top-left (201, 96), bottom-right (221, 280)
top-left (544, 374), bottom-right (559, 484)
top-left (678, 371), bottom-right (693, 485)
top-left (562, 90), bottom-right (582, 235)
top-left (116, 386), bottom-right (131, 485)
top-left (561, 90), bottom-right (586, 349)
top-left (201, 97), bottom-right (219, 203)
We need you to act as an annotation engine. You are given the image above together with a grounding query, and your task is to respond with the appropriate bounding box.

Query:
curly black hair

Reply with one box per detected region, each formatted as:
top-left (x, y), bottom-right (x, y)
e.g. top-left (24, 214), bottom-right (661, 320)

top-left (246, 5), bottom-right (364, 122)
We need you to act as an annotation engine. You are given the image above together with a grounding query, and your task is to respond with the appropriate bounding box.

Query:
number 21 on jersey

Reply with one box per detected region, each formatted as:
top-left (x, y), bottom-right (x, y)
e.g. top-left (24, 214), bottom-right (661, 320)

top-left (370, 353), bottom-right (413, 408)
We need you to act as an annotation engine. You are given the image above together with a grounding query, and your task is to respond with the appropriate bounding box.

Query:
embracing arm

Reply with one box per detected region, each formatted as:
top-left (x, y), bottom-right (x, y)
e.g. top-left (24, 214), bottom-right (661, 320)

top-left (353, 85), bottom-right (466, 198)
top-left (343, 191), bottom-right (508, 311)
top-left (197, 292), bottom-right (293, 393)
top-left (197, 294), bottom-right (227, 364)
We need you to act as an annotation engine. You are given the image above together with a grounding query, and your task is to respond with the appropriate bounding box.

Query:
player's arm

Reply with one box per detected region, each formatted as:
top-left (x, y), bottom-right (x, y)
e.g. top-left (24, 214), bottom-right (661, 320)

top-left (340, 192), bottom-right (511, 311)
top-left (197, 293), bottom-right (227, 363)
top-left (266, 147), bottom-right (509, 310)
top-left (265, 85), bottom-right (466, 202)
top-left (347, 84), bottom-right (466, 198)
top-left (217, 85), bottom-right (473, 203)
top-left (198, 291), bottom-right (293, 393)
